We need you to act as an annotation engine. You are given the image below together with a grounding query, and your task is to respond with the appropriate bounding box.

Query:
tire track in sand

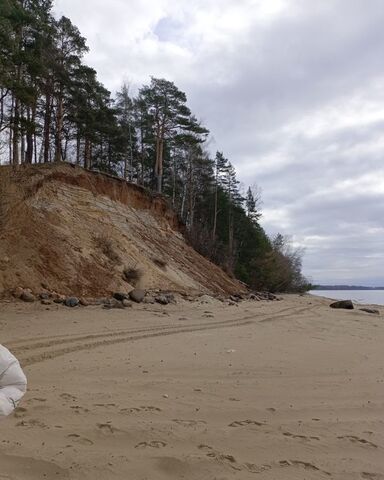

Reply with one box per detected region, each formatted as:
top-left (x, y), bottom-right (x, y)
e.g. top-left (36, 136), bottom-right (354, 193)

top-left (10, 304), bottom-right (314, 367)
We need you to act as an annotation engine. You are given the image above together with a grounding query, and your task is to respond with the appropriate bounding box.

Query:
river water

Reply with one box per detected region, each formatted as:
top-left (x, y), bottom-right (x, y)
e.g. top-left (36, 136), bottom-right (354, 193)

top-left (309, 290), bottom-right (384, 306)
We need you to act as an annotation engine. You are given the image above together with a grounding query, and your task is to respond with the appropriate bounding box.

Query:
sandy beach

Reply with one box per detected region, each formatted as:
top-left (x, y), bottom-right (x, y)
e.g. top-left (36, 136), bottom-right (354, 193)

top-left (1, 294), bottom-right (383, 479)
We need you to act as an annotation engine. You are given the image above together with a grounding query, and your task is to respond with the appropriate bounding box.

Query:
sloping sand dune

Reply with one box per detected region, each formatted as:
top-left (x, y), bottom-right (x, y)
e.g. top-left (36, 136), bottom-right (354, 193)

top-left (0, 163), bottom-right (243, 297)
top-left (1, 294), bottom-right (383, 479)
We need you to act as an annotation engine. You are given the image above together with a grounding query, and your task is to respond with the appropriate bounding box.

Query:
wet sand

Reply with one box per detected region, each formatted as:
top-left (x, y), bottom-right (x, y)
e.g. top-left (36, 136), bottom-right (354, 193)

top-left (1, 294), bottom-right (383, 479)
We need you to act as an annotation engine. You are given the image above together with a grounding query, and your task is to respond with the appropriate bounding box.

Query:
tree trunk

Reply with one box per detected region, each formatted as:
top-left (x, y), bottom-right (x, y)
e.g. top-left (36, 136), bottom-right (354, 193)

top-left (54, 91), bottom-right (63, 162)
top-left (84, 137), bottom-right (91, 169)
top-left (76, 130), bottom-right (81, 164)
top-left (12, 95), bottom-right (20, 165)
top-left (213, 182), bottom-right (218, 240)
top-left (43, 91), bottom-right (52, 163)
top-left (25, 106), bottom-right (34, 164)
top-left (157, 138), bottom-right (164, 193)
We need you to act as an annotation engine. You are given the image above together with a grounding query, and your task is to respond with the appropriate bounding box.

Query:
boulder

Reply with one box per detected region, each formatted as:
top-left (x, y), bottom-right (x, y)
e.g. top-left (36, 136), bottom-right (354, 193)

top-left (155, 295), bottom-right (169, 305)
top-left (21, 291), bottom-right (36, 302)
top-left (359, 308), bottom-right (380, 315)
top-left (79, 297), bottom-right (90, 306)
top-left (103, 298), bottom-right (125, 309)
top-left (65, 297), bottom-right (79, 308)
top-left (13, 287), bottom-right (24, 299)
top-left (52, 293), bottom-right (66, 303)
top-left (113, 292), bottom-right (129, 302)
top-left (143, 296), bottom-right (156, 304)
top-left (330, 300), bottom-right (354, 310)
top-left (249, 293), bottom-right (260, 301)
top-left (129, 289), bottom-right (146, 303)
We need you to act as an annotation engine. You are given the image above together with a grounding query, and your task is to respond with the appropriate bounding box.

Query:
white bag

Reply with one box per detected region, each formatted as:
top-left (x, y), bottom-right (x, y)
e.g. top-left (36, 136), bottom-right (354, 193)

top-left (0, 345), bottom-right (27, 416)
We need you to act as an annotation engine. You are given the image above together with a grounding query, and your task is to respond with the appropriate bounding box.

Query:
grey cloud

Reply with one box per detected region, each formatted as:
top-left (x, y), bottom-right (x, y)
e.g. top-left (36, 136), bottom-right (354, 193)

top-left (53, 0), bottom-right (384, 285)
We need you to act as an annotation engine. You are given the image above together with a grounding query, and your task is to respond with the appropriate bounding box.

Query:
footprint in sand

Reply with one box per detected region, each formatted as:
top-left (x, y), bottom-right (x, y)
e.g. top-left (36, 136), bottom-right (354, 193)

top-left (283, 432), bottom-right (320, 441)
top-left (97, 423), bottom-right (116, 434)
top-left (60, 393), bottom-right (77, 402)
top-left (198, 445), bottom-right (241, 471)
top-left (93, 403), bottom-right (117, 408)
top-left (172, 419), bottom-right (207, 427)
top-left (172, 419), bottom-right (207, 432)
top-left (67, 434), bottom-right (94, 446)
top-left (228, 419), bottom-right (265, 427)
top-left (279, 459), bottom-right (331, 476)
top-left (120, 405), bottom-right (162, 414)
top-left (245, 463), bottom-right (272, 474)
top-left (361, 473), bottom-right (384, 479)
top-left (199, 445), bottom-right (273, 474)
top-left (70, 405), bottom-right (90, 414)
top-left (16, 418), bottom-right (47, 429)
top-left (14, 407), bottom-right (28, 419)
top-left (135, 440), bottom-right (167, 449)
top-left (337, 435), bottom-right (378, 448)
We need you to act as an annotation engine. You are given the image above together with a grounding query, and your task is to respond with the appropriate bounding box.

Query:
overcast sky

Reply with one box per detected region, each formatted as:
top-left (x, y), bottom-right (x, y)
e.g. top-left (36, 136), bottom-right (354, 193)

top-left (54, 0), bottom-right (384, 286)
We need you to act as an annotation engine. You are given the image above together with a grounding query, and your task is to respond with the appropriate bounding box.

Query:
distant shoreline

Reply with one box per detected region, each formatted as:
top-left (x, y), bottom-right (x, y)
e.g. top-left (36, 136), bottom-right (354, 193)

top-left (313, 286), bottom-right (384, 291)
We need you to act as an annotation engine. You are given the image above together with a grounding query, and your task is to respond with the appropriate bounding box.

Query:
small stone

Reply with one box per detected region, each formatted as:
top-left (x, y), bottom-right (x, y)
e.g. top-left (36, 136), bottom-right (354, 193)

top-left (79, 298), bottom-right (90, 306)
top-left (143, 296), bottom-right (155, 304)
top-left (41, 299), bottom-right (52, 306)
top-left (330, 300), bottom-right (354, 310)
top-left (52, 293), bottom-right (66, 303)
top-left (249, 293), bottom-right (260, 301)
top-left (64, 297), bottom-right (79, 308)
top-left (13, 287), bottom-right (24, 299)
top-left (21, 291), bottom-right (36, 302)
top-left (129, 289), bottom-right (146, 303)
top-left (103, 298), bottom-right (125, 309)
top-left (122, 299), bottom-right (133, 308)
top-left (155, 295), bottom-right (169, 305)
top-left (39, 292), bottom-right (50, 300)
top-left (162, 394), bottom-right (169, 398)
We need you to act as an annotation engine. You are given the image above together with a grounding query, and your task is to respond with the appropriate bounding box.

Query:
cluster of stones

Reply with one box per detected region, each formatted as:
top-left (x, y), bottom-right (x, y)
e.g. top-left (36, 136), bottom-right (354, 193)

top-left (12, 287), bottom-right (176, 309)
top-left (330, 299), bottom-right (380, 314)
top-left (228, 291), bottom-right (281, 304)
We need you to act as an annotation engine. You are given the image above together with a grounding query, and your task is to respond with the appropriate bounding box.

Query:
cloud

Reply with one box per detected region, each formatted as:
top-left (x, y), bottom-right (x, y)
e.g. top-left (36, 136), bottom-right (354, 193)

top-left (52, 0), bottom-right (384, 285)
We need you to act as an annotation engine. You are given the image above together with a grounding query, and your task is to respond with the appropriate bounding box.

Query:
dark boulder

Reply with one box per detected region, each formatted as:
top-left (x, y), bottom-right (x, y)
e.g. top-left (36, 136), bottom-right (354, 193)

top-left (65, 297), bottom-right (79, 308)
top-left (330, 300), bottom-right (354, 310)
top-left (129, 289), bottom-right (146, 303)
top-left (155, 293), bottom-right (175, 305)
top-left (20, 291), bottom-right (36, 302)
top-left (113, 292), bottom-right (129, 302)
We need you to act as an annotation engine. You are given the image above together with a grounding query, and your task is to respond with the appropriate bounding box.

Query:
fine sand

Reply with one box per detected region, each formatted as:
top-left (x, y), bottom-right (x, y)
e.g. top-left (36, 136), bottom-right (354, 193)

top-left (0, 294), bottom-right (383, 479)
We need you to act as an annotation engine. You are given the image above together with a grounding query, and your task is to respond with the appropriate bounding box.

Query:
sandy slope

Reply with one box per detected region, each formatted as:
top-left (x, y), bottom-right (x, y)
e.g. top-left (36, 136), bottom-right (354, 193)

top-left (0, 294), bottom-right (383, 479)
top-left (0, 163), bottom-right (243, 296)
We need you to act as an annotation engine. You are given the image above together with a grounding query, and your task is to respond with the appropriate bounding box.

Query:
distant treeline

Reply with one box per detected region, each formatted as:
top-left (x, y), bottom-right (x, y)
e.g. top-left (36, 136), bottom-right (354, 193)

top-left (0, 0), bottom-right (310, 292)
top-left (313, 285), bottom-right (384, 291)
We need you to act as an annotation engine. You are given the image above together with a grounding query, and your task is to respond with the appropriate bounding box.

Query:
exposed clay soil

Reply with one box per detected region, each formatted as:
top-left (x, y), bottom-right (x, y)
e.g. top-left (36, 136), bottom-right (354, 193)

top-left (0, 163), bottom-right (244, 297)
